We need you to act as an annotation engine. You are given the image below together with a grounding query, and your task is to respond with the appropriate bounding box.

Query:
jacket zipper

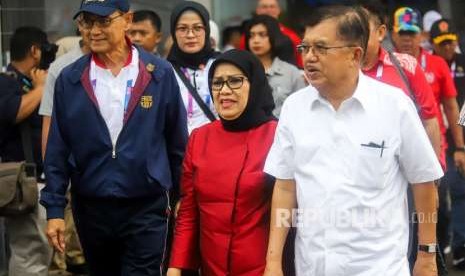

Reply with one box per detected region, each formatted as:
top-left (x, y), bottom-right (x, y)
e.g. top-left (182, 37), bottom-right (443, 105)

top-left (93, 107), bottom-right (127, 160)
top-left (111, 123), bottom-right (130, 159)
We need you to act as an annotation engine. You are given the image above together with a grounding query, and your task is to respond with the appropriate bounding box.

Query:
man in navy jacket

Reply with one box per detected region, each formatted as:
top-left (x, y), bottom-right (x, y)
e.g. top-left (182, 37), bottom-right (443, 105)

top-left (40, 0), bottom-right (187, 275)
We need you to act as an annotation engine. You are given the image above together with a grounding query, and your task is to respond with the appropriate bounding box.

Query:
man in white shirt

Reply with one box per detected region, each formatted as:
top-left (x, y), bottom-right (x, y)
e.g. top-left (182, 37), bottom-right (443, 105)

top-left (263, 5), bottom-right (442, 276)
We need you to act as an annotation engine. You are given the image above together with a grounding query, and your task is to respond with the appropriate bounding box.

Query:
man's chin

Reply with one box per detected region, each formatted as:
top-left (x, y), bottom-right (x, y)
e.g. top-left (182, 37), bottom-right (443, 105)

top-left (308, 77), bottom-right (324, 88)
top-left (90, 45), bottom-right (109, 54)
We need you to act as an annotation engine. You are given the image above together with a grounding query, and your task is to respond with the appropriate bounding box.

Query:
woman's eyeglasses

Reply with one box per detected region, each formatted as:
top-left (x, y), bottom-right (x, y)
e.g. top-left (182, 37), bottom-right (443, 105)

top-left (175, 25), bottom-right (206, 37)
top-left (211, 76), bottom-right (248, 91)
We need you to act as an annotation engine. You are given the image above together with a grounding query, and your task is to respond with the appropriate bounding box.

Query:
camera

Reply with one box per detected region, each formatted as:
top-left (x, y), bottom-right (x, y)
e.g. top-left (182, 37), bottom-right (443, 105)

top-left (38, 43), bottom-right (58, 70)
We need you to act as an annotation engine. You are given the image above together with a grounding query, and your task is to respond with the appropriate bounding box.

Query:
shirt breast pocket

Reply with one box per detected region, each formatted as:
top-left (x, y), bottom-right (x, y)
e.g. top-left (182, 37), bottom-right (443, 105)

top-left (354, 146), bottom-right (389, 190)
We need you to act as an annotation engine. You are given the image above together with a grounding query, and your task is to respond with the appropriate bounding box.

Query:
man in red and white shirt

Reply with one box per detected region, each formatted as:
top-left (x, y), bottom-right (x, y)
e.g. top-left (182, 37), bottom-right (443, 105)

top-left (391, 7), bottom-right (465, 264)
top-left (391, 7), bottom-right (465, 171)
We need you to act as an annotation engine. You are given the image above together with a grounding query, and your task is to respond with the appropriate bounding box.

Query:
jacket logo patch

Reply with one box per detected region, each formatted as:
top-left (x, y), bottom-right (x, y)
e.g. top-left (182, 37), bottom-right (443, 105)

top-left (425, 72), bottom-right (435, 84)
top-left (146, 63), bottom-right (156, 72)
top-left (140, 95), bottom-right (153, 109)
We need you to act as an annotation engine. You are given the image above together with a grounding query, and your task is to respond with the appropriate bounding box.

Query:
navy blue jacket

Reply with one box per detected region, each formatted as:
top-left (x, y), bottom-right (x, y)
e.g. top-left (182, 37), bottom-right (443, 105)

top-left (40, 48), bottom-right (188, 219)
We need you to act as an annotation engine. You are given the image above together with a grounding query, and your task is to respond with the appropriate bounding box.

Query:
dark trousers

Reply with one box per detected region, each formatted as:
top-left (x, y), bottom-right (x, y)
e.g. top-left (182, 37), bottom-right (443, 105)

top-left (443, 153), bottom-right (465, 250)
top-left (71, 193), bottom-right (169, 276)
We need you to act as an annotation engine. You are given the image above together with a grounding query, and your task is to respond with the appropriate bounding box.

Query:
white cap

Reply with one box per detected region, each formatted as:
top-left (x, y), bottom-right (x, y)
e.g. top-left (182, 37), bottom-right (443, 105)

top-left (423, 10), bottom-right (442, 32)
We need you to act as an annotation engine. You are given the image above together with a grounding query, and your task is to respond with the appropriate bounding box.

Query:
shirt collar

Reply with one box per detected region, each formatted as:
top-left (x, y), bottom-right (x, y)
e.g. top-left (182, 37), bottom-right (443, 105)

top-left (7, 64), bottom-right (32, 84)
top-left (362, 47), bottom-right (386, 73)
top-left (378, 47), bottom-right (387, 63)
top-left (266, 57), bottom-right (283, 76)
top-left (351, 73), bottom-right (371, 109)
top-left (417, 48), bottom-right (429, 61)
top-left (309, 72), bottom-right (370, 111)
top-left (91, 36), bottom-right (134, 69)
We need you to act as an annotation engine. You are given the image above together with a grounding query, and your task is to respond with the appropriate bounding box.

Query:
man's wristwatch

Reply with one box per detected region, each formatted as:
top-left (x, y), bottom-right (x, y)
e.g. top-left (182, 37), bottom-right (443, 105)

top-left (454, 146), bottom-right (465, 152)
top-left (418, 244), bottom-right (438, 253)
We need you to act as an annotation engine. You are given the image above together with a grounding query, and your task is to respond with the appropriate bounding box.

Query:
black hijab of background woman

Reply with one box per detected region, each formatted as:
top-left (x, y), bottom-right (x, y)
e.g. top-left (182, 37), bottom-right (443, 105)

top-left (245, 14), bottom-right (296, 66)
top-left (167, 1), bottom-right (217, 69)
top-left (208, 49), bottom-right (276, 132)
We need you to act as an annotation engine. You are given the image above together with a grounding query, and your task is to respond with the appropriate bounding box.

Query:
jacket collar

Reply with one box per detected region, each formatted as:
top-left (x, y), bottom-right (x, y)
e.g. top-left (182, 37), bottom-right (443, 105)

top-left (67, 45), bottom-right (165, 123)
top-left (67, 45), bottom-right (165, 85)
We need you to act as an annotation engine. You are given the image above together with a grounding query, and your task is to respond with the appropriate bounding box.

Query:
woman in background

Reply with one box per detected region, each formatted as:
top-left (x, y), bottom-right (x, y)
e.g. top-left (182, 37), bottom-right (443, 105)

top-left (168, 1), bottom-right (218, 133)
top-left (246, 15), bottom-right (306, 117)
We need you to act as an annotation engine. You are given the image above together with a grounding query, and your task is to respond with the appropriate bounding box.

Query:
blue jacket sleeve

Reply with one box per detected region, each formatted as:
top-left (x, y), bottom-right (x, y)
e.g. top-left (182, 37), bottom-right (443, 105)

top-left (164, 68), bottom-right (188, 200)
top-left (39, 74), bottom-right (71, 219)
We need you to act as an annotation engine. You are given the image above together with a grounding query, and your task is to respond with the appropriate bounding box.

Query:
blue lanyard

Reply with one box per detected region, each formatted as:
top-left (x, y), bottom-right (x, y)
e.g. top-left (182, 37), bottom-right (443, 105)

top-left (124, 79), bottom-right (133, 113)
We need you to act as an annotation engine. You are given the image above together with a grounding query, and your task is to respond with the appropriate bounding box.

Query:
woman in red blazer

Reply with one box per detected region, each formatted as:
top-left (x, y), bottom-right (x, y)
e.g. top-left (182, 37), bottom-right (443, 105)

top-left (168, 50), bottom-right (278, 276)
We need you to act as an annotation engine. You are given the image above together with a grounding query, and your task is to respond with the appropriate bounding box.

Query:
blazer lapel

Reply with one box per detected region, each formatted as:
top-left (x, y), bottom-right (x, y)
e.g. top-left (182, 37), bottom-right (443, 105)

top-left (80, 65), bottom-right (99, 108)
top-left (124, 60), bottom-right (151, 123)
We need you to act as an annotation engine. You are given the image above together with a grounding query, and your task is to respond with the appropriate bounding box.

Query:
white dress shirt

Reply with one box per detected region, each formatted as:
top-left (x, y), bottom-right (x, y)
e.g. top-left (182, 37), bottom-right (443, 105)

top-left (264, 73), bottom-right (443, 276)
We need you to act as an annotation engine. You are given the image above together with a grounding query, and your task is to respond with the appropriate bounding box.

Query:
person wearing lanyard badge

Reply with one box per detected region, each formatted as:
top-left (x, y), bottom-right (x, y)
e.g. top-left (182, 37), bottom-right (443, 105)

top-left (167, 1), bottom-right (218, 134)
top-left (391, 7), bottom-right (465, 172)
top-left (392, 6), bottom-right (465, 264)
top-left (430, 18), bottom-right (465, 271)
top-left (41, 0), bottom-right (188, 275)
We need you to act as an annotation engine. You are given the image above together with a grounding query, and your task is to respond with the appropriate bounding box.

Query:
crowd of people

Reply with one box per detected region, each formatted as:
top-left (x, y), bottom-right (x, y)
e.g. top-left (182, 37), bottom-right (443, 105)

top-left (0, 0), bottom-right (465, 275)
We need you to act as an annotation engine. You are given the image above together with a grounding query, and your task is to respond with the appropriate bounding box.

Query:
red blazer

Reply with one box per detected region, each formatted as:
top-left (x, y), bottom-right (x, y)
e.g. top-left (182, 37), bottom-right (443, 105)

top-left (170, 120), bottom-right (277, 276)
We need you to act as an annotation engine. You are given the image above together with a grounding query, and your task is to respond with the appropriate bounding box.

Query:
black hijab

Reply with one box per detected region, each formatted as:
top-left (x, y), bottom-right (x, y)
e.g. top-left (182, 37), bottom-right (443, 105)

top-left (208, 50), bottom-right (276, 132)
top-left (167, 1), bottom-right (216, 69)
top-left (245, 15), bottom-right (296, 66)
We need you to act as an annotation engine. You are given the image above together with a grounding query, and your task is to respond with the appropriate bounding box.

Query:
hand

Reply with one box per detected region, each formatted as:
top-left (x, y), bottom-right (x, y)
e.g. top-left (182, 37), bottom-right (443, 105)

top-left (413, 252), bottom-right (437, 276)
top-left (167, 268), bottom-right (182, 276)
top-left (30, 68), bottom-right (47, 88)
top-left (263, 261), bottom-right (283, 276)
top-left (174, 200), bottom-right (181, 219)
top-left (46, 218), bottom-right (66, 253)
top-left (453, 151), bottom-right (465, 176)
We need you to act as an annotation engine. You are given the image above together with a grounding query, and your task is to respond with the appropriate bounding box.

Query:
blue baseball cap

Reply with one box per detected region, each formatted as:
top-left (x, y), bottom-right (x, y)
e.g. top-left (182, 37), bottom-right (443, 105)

top-left (73, 0), bottom-right (130, 19)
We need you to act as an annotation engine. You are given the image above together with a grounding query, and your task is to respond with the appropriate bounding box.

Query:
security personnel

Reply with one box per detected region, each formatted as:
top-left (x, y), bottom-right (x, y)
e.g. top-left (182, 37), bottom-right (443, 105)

top-left (40, 0), bottom-right (188, 275)
top-left (0, 26), bottom-right (51, 276)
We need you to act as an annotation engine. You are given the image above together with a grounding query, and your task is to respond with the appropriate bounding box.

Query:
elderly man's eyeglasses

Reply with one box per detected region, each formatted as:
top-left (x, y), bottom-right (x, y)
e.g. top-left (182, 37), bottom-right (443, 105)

top-left (296, 43), bottom-right (356, 56)
top-left (211, 76), bottom-right (248, 91)
top-left (175, 25), bottom-right (206, 37)
top-left (77, 13), bottom-right (124, 29)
